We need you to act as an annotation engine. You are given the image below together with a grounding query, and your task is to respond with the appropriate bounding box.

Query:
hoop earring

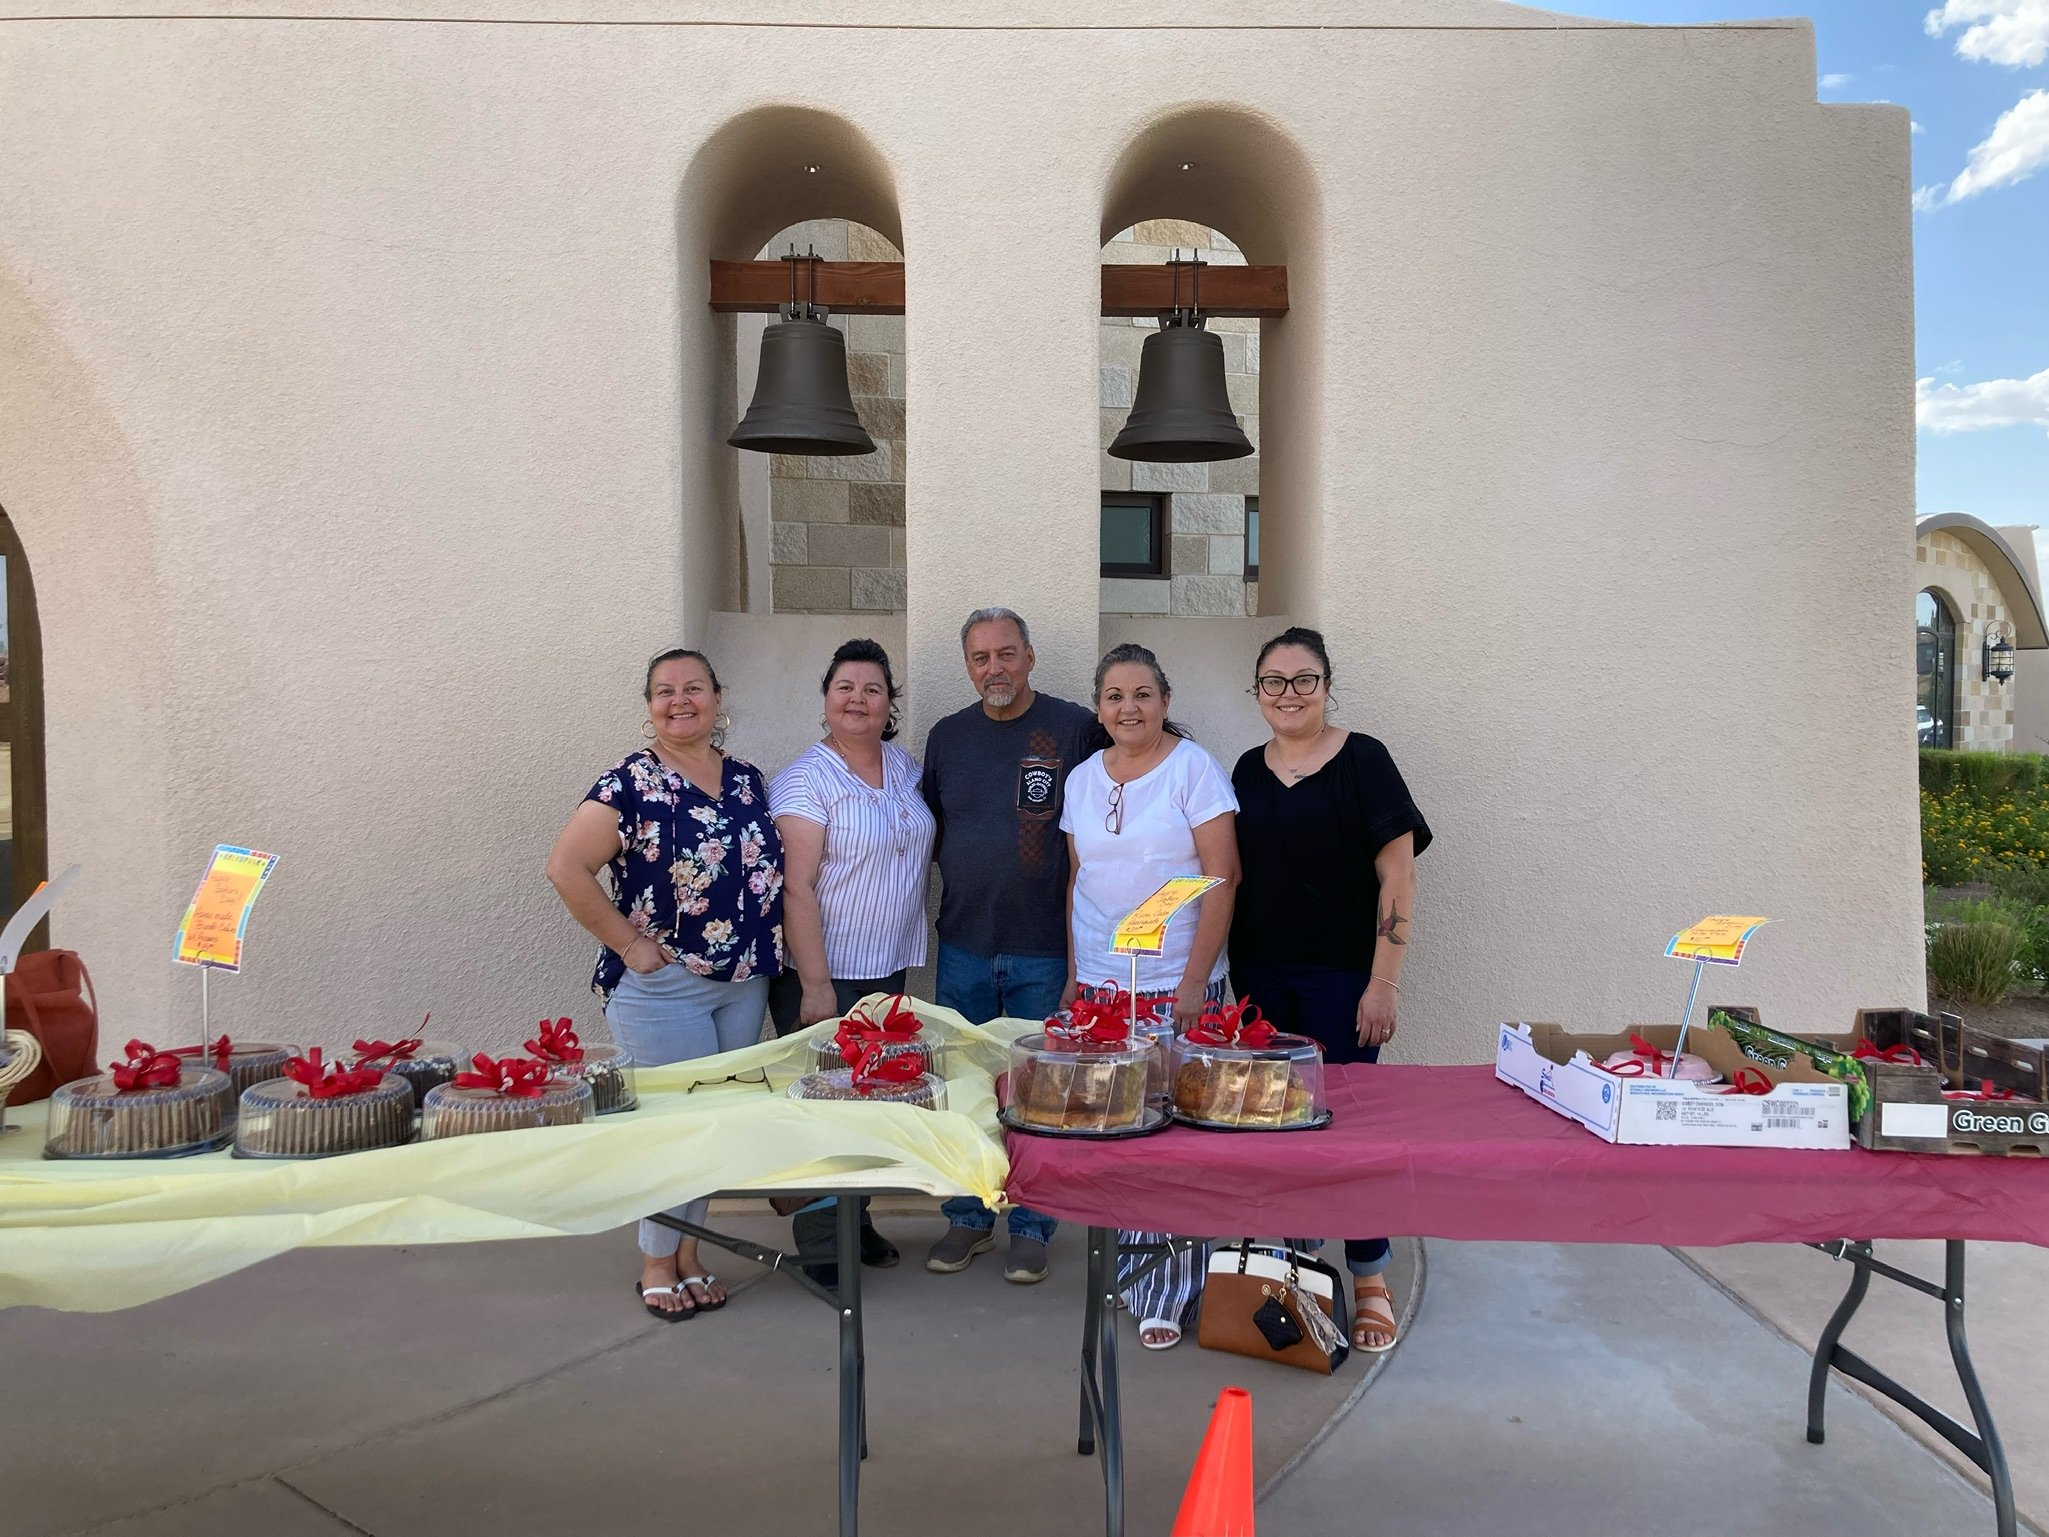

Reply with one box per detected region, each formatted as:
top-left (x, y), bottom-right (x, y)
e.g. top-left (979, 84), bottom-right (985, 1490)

top-left (642, 719), bottom-right (657, 740)
top-left (713, 712), bottom-right (732, 750)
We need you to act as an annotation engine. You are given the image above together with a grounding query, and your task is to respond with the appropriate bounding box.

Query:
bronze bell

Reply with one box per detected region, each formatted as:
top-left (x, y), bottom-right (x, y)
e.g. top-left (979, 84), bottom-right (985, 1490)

top-left (729, 247), bottom-right (878, 457)
top-left (1108, 320), bottom-right (1254, 463)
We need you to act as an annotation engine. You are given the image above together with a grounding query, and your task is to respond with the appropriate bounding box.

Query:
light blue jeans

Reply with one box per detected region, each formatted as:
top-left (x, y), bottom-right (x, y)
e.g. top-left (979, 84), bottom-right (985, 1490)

top-left (605, 964), bottom-right (772, 1259)
top-left (936, 942), bottom-right (1066, 1243)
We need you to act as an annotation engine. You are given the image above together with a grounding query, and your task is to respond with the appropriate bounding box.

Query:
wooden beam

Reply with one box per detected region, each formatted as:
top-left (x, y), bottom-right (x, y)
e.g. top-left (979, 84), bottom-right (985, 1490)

top-left (707, 260), bottom-right (1289, 318)
top-left (1100, 264), bottom-right (1288, 318)
top-left (709, 260), bottom-right (907, 315)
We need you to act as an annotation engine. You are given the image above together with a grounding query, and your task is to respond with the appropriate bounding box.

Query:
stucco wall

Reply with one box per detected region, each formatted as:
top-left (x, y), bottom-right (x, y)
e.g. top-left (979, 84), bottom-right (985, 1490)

top-left (0, 2), bottom-right (1922, 1058)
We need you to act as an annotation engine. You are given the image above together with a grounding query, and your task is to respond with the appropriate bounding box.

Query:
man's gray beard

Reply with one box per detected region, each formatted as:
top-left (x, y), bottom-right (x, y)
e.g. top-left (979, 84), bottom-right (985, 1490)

top-left (982, 684), bottom-right (1017, 709)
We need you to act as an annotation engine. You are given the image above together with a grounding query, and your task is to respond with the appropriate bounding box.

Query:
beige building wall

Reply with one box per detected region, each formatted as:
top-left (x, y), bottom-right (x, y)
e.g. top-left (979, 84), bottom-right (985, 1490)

top-left (1918, 532), bottom-right (2018, 752)
top-left (0, 2), bottom-right (1923, 1058)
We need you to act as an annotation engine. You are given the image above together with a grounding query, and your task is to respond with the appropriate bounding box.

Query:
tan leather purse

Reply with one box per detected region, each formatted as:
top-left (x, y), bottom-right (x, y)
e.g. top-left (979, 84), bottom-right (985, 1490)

top-left (1196, 1241), bottom-right (1350, 1375)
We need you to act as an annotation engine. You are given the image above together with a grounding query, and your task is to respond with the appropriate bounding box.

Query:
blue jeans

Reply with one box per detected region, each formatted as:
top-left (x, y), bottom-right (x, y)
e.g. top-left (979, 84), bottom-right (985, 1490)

top-left (936, 942), bottom-right (1065, 1243)
top-left (606, 965), bottom-right (771, 1258)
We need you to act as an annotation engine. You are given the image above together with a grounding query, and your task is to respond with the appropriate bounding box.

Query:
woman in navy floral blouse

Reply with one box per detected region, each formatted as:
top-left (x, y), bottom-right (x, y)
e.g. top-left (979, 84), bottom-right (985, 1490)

top-left (547, 648), bottom-right (784, 1321)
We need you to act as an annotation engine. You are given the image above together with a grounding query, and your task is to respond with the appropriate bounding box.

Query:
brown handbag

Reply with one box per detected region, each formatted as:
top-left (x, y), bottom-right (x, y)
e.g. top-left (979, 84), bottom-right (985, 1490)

top-left (4, 949), bottom-right (99, 1105)
top-left (1196, 1241), bottom-right (1351, 1376)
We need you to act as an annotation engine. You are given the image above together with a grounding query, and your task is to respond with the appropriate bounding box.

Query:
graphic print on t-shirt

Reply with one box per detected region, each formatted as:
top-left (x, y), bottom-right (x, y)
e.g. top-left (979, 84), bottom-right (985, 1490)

top-left (1015, 728), bottom-right (1064, 871)
top-left (1017, 755), bottom-right (1058, 815)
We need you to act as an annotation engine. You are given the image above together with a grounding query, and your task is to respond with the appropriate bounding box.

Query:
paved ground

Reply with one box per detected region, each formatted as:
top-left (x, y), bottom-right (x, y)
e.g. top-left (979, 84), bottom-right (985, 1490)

top-left (0, 1209), bottom-right (2032, 1537)
top-left (1685, 1238), bottom-right (2049, 1532)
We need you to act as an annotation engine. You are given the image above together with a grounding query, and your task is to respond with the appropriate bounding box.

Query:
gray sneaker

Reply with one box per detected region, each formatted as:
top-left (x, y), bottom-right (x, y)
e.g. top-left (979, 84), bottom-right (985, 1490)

top-left (926, 1225), bottom-right (996, 1273)
top-left (1003, 1234), bottom-right (1050, 1284)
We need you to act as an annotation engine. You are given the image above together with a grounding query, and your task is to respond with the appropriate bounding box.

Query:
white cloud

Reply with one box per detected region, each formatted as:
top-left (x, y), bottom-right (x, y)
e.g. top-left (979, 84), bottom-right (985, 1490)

top-left (1914, 88), bottom-right (2049, 206)
top-left (1913, 119), bottom-right (1927, 133)
top-left (1820, 72), bottom-right (1854, 88)
top-left (1925, 0), bottom-right (2049, 66)
top-left (1916, 365), bottom-right (2049, 434)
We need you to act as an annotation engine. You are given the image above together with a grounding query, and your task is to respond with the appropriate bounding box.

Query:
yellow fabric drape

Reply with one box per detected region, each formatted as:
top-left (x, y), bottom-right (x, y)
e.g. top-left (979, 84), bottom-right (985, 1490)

top-left (0, 998), bottom-right (1040, 1313)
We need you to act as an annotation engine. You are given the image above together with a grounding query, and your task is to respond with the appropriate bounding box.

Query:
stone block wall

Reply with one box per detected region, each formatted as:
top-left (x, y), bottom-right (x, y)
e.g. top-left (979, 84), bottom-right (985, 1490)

top-left (763, 218), bottom-right (1260, 617)
top-left (1918, 531), bottom-right (2016, 751)
top-left (766, 220), bottom-right (908, 614)
top-left (1099, 221), bottom-right (1261, 619)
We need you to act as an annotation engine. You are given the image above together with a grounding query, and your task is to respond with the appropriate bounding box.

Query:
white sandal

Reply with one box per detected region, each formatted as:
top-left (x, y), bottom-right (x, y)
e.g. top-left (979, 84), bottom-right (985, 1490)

top-left (678, 1274), bottom-right (727, 1312)
top-left (1138, 1317), bottom-right (1182, 1350)
top-left (635, 1281), bottom-right (696, 1323)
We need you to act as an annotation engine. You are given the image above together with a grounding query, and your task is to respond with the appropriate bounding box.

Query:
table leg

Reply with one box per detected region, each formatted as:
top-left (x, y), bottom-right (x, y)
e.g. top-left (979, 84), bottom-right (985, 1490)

top-left (1805, 1239), bottom-right (2015, 1537)
top-left (1098, 1227), bottom-right (1127, 1537)
top-left (1079, 1227), bottom-right (1102, 1456)
top-left (837, 1194), bottom-right (863, 1537)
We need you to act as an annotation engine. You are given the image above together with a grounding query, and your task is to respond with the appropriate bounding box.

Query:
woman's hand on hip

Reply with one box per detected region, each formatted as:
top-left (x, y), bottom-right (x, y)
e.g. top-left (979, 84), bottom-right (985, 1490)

top-left (623, 935), bottom-right (670, 975)
top-left (1357, 979), bottom-right (1398, 1049)
top-left (799, 982), bottom-right (840, 1027)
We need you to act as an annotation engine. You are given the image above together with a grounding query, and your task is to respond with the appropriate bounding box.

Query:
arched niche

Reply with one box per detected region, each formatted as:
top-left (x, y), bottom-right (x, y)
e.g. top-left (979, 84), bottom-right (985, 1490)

top-left (678, 108), bottom-right (907, 774)
top-left (1100, 106), bottom-right (1323, 632)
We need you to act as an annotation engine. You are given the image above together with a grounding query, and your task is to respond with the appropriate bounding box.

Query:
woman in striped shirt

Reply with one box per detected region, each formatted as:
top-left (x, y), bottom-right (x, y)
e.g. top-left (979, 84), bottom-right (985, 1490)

top-left (768, 637), bottom-right (937, 1275)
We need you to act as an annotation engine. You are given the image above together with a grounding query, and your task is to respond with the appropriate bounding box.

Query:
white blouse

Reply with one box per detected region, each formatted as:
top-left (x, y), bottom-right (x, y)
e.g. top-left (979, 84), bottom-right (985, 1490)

top-left (1060, 737), bottom-right (1239, 995)
top-left (770, 741), bottom-right (937, 978)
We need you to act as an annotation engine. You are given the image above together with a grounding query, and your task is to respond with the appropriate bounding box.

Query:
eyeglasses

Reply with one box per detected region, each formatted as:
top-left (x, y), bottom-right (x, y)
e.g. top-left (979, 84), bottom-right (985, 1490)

top-left (1106, 780), bottom-right (1126, 836)
top-left (1253, 672), bottom-right (1326, 698)
top-left (686, 1068), bottom-right (769, 1094)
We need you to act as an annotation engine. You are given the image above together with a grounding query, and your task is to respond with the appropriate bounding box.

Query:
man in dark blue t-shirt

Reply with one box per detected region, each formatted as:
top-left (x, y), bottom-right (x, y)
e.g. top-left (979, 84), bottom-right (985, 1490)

top-left (922, 607), bottom-right (1096, 1284)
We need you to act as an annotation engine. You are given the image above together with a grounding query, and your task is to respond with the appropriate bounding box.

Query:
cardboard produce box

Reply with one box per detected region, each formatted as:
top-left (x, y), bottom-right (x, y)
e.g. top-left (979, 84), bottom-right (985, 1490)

top-left (1715, 1005), bottom-right (2049, 1157)
top-left (1494, 1021), bottom-right (1850, 1150)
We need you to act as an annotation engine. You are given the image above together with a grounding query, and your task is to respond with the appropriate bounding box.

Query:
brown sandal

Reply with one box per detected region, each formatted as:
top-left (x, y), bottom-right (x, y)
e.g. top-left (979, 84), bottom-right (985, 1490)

top-left (1352, 1278), bottom-right (1399, 1354)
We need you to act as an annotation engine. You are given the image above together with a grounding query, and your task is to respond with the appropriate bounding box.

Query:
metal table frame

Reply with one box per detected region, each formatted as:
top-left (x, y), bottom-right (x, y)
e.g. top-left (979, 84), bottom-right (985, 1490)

top-left (1075, 1229), bottom-right (2017, 1537)
top-left (651, 1188), bottom-right (912, 1537)
top-left (1807, 1239), bottom-right (2015, 1537)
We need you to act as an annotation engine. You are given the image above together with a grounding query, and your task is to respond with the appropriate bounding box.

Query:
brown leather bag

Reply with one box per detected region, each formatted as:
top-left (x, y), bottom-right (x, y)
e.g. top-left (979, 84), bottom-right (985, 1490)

top-left (4, 949), bottom-right (99, 1105)
top-left (1197, 1241), bottom-right (1350, 1376)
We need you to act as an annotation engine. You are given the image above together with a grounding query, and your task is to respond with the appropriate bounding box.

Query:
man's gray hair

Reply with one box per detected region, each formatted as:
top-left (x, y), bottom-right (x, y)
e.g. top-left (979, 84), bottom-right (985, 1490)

top-left (959, 607), bottom-right (1032, 651)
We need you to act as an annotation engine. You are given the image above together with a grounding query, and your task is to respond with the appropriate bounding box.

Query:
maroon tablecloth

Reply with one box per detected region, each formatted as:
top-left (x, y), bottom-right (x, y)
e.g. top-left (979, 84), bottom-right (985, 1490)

top-left (1002, 1064), bottom-right (2049, 1247)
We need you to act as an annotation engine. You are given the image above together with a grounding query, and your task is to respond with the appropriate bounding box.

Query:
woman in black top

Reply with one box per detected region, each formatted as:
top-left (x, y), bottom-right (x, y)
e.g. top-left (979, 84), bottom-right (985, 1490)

top-left (1229, 626), bottom-right (1431, 1355)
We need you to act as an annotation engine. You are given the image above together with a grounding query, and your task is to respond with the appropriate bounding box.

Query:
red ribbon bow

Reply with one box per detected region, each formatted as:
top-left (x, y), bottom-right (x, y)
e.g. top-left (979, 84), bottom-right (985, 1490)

top-left (834, 998), bottom-right (925, 1063)
top-left (169, 1035), bottom-right (234, 1072)
top-left (453, 1054), bottom-right (554, 1099)
top-left (524, 1017), bottom-right (585, 1064)
top-left (353, 1037), bottom-right (424, 1066)
top-left (1045, 983), bottom-right (1159, 1048)
top-left (110, 1039), bottom-right (186, 1092)
top-left (847, 1041), bottom-right (925, 1095)
top-left (1943, 1079), bottom-right (2021, 1103)
top-left (1602, 1035), bottom-right (1685, 1079)
top-left (1853, 1041), bottom-right (1928, 1068)
top-left (1185, 999), bottom-right (1276, 1049)
top-left (1712, 1068), bottom-right (1774, 1096)
top-left (284, 1048), bottom-right (389, 1100)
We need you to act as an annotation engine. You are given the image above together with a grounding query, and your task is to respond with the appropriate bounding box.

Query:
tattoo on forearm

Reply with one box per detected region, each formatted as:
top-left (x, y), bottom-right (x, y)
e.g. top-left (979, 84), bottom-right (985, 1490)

top-left (1376, 904), bottom-right (1408, 946)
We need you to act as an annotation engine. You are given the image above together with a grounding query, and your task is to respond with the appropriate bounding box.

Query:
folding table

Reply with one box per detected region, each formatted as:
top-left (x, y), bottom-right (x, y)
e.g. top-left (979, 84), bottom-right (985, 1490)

top-left (1005, 1063), bottom-right (2049, 1537)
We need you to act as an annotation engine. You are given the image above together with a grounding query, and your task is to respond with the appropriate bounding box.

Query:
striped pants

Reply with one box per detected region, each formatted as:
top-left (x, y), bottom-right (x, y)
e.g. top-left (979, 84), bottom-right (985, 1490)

top-left (1115, 978), bottom-right (1225, 1328)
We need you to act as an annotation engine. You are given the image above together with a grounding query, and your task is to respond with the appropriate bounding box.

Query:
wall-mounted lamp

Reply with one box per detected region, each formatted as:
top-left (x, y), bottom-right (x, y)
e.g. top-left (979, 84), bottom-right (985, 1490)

top-left (728, 245), bottom-right (877, 457)
top-left (1984, 620), bottom-right (2016, 683)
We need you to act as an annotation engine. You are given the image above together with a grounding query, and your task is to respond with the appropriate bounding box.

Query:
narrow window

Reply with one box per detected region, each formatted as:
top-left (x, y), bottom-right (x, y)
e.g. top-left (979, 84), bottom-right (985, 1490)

top-left (1100, 492), bottom-right (1167, 578)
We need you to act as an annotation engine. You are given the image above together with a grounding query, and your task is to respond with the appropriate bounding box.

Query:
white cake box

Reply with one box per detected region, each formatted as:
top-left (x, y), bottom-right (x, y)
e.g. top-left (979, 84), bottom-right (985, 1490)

top-left (1495, 1021), bottom-right (1850, 1151)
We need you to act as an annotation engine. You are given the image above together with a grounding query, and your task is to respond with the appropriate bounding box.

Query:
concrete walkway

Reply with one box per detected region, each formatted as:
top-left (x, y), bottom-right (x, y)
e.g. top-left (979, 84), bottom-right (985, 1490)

top-left (0, 1213), bottom-right (2027, 1537)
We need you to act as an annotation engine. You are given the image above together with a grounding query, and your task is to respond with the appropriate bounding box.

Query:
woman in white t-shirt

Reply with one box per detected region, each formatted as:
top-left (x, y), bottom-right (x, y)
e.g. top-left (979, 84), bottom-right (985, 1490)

top-left (1059, 642), bottom-right (1240, 1348)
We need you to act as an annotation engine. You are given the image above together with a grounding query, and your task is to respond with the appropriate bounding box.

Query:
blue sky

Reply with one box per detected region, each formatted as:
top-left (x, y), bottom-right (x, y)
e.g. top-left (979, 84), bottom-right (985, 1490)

top-left (1560, 1), bottom-right (2047, 546)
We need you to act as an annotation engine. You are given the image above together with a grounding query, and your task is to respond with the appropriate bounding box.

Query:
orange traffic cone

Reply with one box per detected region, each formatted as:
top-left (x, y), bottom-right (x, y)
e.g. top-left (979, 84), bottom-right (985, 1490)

top-left (1170, 1386), bottom-right (1255, 1536)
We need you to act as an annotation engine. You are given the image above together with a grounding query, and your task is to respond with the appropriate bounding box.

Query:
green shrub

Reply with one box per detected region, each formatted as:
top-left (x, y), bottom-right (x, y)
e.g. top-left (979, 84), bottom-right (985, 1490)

top-left (1934, 896), bottom-right (2049, 990)
top-left (1927, 919), bottom-right (2022, 1005)
top-left (1920, 749), bottom-right (2049, 800)
top-left (1989, 862), bottom-right (2049, 909)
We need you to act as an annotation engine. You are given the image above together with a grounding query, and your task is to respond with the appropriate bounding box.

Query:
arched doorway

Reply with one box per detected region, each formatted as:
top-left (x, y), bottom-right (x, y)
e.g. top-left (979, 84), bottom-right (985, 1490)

top-left (1917, 588), bottom-right (1957, 750)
